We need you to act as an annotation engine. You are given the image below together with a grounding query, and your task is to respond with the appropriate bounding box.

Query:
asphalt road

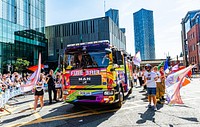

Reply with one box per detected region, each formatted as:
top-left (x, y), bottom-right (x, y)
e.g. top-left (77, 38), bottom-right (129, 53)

top-left (1, 78), bottom-right (200, 127)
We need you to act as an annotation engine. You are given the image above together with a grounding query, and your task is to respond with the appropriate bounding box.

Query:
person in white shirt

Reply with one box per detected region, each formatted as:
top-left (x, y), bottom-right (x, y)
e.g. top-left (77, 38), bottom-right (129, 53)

top-left (143, 64), bottom-right (158, 111)
top-left (133, 72), bottom-right (138, 87)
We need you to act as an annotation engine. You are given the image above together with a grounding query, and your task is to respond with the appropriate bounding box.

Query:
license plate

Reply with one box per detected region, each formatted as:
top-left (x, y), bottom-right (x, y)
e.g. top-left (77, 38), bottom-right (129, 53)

top-left (79, 91), bottom-right (91, 95)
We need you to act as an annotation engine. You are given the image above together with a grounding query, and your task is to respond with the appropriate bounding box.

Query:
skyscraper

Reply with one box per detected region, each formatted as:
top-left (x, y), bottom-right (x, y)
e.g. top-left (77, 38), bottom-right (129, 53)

top-left (105, 8), bottom-right (119, 27)
top-left (0, 0), bottom-right (47, 72)
top-left (133, 8), bottom-right (155, 60)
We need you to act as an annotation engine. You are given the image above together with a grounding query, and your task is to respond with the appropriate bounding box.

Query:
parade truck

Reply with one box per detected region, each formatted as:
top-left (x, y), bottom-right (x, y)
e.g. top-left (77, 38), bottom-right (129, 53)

top-left (62, 40), bottom-right (133, 108)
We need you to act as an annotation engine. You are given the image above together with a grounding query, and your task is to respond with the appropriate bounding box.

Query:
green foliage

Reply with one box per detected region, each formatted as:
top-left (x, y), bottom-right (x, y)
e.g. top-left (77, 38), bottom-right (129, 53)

top-left (14, 58), bottom-right (30, 72)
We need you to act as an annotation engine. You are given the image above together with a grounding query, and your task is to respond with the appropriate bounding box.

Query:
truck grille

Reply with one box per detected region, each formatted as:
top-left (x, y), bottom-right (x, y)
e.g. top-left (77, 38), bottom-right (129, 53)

top-left (70, 75), bottom-right (101, 85)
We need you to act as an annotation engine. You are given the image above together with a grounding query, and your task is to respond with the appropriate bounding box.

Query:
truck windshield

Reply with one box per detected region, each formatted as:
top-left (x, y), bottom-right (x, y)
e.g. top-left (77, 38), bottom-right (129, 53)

top-left (88, 52), bottom-right (109, 68)
top-left (65, 52), bottom-right (110, 69)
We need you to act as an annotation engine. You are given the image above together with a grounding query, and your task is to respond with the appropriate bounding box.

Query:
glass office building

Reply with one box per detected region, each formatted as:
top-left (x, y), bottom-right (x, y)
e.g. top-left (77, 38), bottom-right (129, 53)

top-left (0, 0), bottom-right (47, 72)
top-left (133, 8), bottom-right (155, 60)
top-left (105, 8), bottom-right (119, 27)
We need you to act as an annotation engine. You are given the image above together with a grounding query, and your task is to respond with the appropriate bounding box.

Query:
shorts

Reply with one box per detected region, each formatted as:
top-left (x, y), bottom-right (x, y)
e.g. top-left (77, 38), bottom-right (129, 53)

top-left (134, 79), bottom-right (137, 82)
top-left (35, 89), bottom-right (44, 96)
top-left (55, 87), bottom-right (62, 90)
top-left (147, 88), bottom-right (156, 96)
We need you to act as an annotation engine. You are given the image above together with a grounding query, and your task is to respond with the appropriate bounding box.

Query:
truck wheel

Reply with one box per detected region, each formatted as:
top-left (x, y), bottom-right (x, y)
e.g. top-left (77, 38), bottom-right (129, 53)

top-left (115, 87), bottom-right (124, 108)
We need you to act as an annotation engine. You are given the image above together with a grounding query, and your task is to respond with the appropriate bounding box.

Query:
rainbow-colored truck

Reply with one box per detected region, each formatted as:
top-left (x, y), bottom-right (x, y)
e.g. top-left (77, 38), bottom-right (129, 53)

top-left (62, 40), bottom-right (133, 107)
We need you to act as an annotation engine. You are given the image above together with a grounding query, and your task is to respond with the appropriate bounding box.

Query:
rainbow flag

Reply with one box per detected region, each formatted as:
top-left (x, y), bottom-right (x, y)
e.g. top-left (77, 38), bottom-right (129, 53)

top-left (165, 65), bottom-right (195, 104)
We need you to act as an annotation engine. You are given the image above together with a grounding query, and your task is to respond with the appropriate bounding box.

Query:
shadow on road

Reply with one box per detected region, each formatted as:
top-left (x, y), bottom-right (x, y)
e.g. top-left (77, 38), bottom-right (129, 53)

top-left (136, 108), bottom-right (155, 124)
top-left (178, 117), bottom-right (199, 122)
top-left (8, 99), bottom-right (33, 106)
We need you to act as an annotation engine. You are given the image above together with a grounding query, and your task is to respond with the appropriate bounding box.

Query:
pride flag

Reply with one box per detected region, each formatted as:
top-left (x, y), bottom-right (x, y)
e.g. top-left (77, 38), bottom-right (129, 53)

top-left (133, 51), bottom-right (141, 66)
top-left (165, 65), bottom-right (195, 104)
top-left (21, 53), bottom-right (41, 92)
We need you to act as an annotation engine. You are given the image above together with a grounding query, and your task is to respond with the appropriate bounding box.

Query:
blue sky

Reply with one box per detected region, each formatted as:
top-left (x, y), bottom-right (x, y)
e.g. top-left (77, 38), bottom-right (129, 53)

top-left (46, 0), bottom-right (200, 59)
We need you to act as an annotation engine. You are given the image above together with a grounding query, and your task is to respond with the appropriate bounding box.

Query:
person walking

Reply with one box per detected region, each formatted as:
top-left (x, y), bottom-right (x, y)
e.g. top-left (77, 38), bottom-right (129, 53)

top-left (47, 69), bottom-right (57, 104)
top-left (133, 72), bottom-right (138, 87)
top-left (153, 66), bottom-right (162, 104)
top-left (138, 69), bottom-right (143, 87)
top-left (143, 64), bottom-right (158, 111)
top-left (33, 73), bottom-right (45, 112)
top-left (159, 66), bottom-right (166, 101)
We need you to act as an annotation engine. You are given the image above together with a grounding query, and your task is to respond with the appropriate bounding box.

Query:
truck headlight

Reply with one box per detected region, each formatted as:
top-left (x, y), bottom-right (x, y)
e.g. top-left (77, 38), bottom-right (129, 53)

top-left (103, 90), bottom-right (114, 96)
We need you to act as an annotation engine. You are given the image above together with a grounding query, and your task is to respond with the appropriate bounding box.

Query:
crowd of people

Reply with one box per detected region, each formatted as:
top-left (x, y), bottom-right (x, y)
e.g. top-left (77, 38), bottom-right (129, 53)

top-left (0, 72), bottom-right (29, 93)
top-left (0, 69), bottom-right (64, 113)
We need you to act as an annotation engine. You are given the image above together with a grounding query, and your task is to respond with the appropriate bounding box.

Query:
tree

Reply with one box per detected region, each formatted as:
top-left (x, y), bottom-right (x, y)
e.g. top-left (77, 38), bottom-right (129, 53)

top-left (14, 58), bottom-right (30, 73)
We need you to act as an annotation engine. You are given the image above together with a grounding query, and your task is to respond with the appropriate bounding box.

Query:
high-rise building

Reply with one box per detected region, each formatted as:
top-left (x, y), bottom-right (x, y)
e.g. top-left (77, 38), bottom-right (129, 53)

top-left (133, 8), bottom-right (155, 60)
top-left (105, 8), bottom-right (119, 27)
top-left (181, 10), bottom-right (200, 71)
top-left (45, 17), bottom-right (126, 68)
top-left (0, 0), bottom-right (47, 72)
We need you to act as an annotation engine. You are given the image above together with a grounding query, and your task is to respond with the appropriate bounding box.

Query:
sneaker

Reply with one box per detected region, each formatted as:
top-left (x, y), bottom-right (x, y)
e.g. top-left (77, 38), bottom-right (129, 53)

top-left (154, 106), bottom-right (157, 111)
